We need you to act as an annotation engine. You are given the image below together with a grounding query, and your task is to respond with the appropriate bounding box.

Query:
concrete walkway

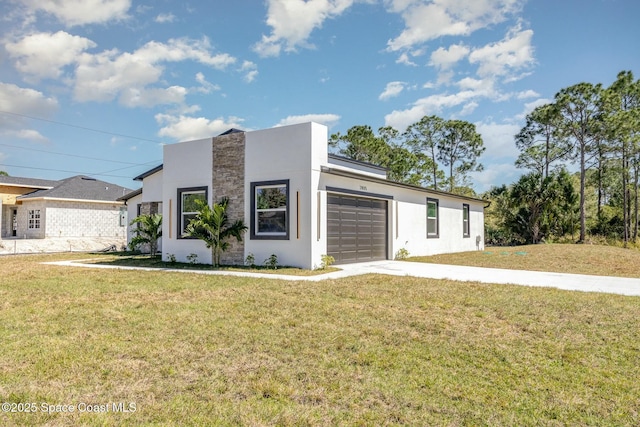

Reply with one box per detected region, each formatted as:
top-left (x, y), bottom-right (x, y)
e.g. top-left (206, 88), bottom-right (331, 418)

top-left (44, 259), bottom-right (640, 297)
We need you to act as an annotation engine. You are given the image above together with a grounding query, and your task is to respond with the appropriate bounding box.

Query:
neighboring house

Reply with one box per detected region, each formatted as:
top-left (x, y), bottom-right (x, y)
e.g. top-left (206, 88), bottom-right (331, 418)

top-left (119, 165), bottom-right (163, 253)
top-left (0, 175), bottom-right (131, 242)
top-left (129, 122), bottom-right (486, 268)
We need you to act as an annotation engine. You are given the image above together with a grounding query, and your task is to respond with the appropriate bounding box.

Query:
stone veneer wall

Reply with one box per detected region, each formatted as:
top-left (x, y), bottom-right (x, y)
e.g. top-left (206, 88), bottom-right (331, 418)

top-left (212, 132), bottom-right (246, 265)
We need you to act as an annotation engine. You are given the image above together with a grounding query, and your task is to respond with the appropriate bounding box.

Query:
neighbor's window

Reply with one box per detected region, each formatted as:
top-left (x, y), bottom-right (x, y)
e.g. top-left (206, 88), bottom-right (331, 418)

top-left (177, 187), bottom-right (207, 238)
top-left (28, 209), bottom-right (41, 229)
top-left (463, 203), bottom-right (470, 237)
top-left (426, 198), bottom-right (439, 238)
top-left (251, 180), bottom-right (289, 240)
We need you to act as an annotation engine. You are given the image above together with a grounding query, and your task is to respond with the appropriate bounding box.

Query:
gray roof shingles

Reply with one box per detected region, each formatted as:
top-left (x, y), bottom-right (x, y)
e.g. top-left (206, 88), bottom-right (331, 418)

top-left (16, 175), bottom-right (132, 202)
top-left (0, 176), bottom-right (59, 188)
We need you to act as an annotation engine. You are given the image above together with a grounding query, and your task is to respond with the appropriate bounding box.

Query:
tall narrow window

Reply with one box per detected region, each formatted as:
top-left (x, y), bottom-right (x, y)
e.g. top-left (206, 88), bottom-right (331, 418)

top-left (426, 198), bottom-right (439, 238)
top-left (463, 203), bottom-right (470, 237)
top-left (177, 187), bottom-right (207, 238)
top-left (251, 180), bottom-right (289, 240)
top-left (28, 209), bottom-right (41, 229)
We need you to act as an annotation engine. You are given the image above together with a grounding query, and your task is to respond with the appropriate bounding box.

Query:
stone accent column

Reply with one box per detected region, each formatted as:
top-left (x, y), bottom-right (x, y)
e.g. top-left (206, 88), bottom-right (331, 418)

top-left (212, 131), bottom-right (246, 265)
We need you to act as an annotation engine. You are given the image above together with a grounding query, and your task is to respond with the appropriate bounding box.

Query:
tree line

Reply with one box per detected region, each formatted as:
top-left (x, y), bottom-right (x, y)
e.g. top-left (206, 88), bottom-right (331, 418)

top-left (329, 118), bottom-right (485, 196)
top-left (486, 71), bottom-right (640, 246)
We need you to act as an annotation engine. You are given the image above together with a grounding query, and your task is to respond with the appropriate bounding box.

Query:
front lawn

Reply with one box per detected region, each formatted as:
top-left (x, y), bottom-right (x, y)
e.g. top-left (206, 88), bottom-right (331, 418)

top-left (408, 243), bottom-right (640, 278)
top-left (83, 253), bottom-right (339, 276)
top-left (0, 253), bottom-right (638, 425)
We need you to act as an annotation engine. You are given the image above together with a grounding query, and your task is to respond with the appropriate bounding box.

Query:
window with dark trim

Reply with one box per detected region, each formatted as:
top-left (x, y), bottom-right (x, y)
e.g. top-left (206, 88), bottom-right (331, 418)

top-left (426, 198), bottom-right (439, 238)
top-left (28, 209), bottom-right (40, 229)
top-left (463, 203), bottom-right (470, 238)
top-left (251, 179), bottom-right (289, 240)
top-left (177, 186), bottom-right (208, 238)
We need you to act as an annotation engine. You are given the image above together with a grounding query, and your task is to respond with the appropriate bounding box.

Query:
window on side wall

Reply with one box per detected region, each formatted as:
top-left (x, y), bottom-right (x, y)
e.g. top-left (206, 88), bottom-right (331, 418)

top-left (463, 203), bottom-right (470, 238)
top-left (251, 180), bottom-right (289, 240)
top-left (28, 209), bottom-right (41, 229)
top-left (177, 187), bottom-right (208, 238)
top-left (426, 198), bottom-right (439, 238)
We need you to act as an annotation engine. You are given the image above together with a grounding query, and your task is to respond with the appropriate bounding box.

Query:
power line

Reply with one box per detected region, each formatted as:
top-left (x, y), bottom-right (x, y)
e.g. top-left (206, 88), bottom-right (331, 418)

top-left (0, 110), bottom-right (165, 144)
top-left (0, 142), bottom-right (159, 166)
top-left (0, 162), bottom-right (156, 180)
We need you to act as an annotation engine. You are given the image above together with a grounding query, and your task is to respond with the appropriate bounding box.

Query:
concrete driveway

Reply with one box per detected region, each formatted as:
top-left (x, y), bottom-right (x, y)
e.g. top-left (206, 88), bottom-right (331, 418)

top-left (46, 258), bottom-right (640, 297)
top-left (337, 260), bottom-right (640, 297)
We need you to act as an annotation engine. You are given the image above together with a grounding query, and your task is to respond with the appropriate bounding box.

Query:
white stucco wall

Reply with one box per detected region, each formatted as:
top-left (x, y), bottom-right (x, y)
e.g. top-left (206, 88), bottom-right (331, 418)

top-left (244, 122), bottom-right (327, 269)
top-left (161, 138), bottom-right (213, 263)
top-left (142, 170), bottom-right (163, 203)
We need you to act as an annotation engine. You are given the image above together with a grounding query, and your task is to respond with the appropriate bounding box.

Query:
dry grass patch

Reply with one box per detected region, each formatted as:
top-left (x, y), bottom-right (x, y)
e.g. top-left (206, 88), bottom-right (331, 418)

top-left (409, 243), bottom-right (640, 277)
top-left (0, 254), bottom-right (639, 425)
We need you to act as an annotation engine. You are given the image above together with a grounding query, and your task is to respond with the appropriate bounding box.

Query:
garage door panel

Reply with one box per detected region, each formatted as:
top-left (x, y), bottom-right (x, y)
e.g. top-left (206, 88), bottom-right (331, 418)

top-left (327, 193), bottom-right (388, 264)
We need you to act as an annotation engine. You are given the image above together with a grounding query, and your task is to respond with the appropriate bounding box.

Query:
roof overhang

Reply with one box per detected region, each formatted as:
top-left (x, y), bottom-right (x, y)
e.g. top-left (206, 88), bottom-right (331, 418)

top-left (321, 166), bottom-right (487, 204)
top-left (17, 197), bottom-right (126, 205)
top-left (0, 183), bottom-right (54, 190)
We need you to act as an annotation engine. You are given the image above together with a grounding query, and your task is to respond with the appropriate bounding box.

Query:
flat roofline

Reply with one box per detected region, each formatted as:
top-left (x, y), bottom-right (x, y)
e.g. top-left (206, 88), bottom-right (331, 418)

top-left (321, 166), bottom-right (486, 204)
top-left (327, 153), bottom-right (388, 172)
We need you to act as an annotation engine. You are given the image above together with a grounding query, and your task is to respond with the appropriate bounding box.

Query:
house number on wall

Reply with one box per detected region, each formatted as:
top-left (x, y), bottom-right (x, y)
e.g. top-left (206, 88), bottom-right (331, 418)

top-left (360, 185), bottom-right (368, 191)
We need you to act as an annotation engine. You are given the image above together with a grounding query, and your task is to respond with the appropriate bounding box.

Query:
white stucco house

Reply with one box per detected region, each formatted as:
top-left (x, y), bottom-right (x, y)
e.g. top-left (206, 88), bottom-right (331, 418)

top-left (124, 122), bottom-right (486, 268)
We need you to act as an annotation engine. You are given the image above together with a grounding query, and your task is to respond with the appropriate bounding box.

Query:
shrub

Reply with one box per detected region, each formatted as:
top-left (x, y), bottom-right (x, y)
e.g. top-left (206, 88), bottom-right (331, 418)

top-left (264, 254), bottom-right (278, 270)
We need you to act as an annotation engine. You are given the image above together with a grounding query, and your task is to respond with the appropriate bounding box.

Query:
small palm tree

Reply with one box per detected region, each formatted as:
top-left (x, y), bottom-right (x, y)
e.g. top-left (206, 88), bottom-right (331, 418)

top-left (129, 213), bottom-right (162, 256)
top-left (185, 198), bottom-right (247, 267)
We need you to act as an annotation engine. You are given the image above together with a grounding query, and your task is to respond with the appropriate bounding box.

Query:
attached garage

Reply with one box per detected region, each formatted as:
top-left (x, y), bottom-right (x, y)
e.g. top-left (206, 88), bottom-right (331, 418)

top-left (327, 193), bottom-right (388, 264)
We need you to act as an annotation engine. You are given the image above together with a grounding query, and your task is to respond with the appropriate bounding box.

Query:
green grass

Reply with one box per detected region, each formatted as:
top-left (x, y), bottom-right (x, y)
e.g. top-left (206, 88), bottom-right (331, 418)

top-left (0, 253), bottom-right (639, 426)
top-left (408, 243), bottom-right (640, 278)
top-left (85, 253), bottom-right (340, 276)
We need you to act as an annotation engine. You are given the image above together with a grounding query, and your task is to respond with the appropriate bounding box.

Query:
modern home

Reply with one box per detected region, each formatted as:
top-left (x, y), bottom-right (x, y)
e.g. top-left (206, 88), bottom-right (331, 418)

top-left (125, 122), bottom-right (486, 268)
top-left (0, 175), bottom-right (130, 243)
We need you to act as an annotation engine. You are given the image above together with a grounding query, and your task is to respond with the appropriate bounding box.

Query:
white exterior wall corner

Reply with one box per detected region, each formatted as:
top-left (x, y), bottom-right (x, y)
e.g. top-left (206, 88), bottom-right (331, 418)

top-left (245, 122), bottom-right (327, 269)
top-left (161, 138), bottom-right (213, 264)
top-left (124, 192), bottom-right (143, 245)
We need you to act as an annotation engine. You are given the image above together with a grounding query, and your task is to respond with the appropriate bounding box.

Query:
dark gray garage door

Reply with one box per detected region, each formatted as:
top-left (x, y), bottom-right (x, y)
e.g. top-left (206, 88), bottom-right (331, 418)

top-left (327, 194), bottom-right (388, 264)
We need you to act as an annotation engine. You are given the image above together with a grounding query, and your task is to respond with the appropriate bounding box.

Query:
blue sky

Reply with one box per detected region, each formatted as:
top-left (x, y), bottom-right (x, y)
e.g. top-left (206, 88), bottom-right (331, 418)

top-left (0, 0), bottom-right (638, 192)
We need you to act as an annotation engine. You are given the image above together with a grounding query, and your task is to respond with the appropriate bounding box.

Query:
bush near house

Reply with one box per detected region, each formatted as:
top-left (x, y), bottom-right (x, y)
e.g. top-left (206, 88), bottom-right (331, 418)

top-left (185, 198), bottom-right (247, 267)
top-left (129, 213), bottom-right (162, 256)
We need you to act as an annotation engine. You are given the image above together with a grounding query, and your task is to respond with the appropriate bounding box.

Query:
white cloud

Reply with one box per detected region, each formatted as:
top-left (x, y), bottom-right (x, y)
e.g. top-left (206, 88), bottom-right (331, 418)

top-left (5, 31), bottom-right (96, 81)
top-left (0, 83), bottom-right (58, 142)
top-left (384, 90), bottom-right (477, 131)
top-left (516, 89), bottom-right (540, 99)
top-left (470, 161), bottom-right (520, 192)
top-left (253, 0), bottom-right (356, 57)
top-left (194, 72), bottom-right (221, 94)
top-left (379, 81), bottom-right (406, 100)
top-left (475, 121), bottom-right (520, 160)
top-left (74, 37), bottom-right (236, 105)
top-left (155, 13), bottom-right (175, 23)
top-left (386, 0), bottom-right (524, 51)
top-left (155, 114), bottom-right (246, 141)
top-left (396, 52), bottom-right (417, 66)
top-left (468, 26), bottom-right (535, 79)
top-left (275, 114), bottom-right (341, 128)
top-left (19, 0), bottom-right (131, 26)
top-left (2, 129), bottom-right (49, 143)
top-left (429, 43), bottom-right (470, 70)
top-left (239, 61), bottom-right (258, 83)
top-left (0, 83), bottom-right (58, 116)
top-left (119, 86), bottom-right (187, 108)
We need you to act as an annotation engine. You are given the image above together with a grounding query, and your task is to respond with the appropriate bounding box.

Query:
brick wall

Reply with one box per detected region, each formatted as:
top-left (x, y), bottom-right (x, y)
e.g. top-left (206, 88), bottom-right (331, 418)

top-left (212, 132), bottom-right (246, 265)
